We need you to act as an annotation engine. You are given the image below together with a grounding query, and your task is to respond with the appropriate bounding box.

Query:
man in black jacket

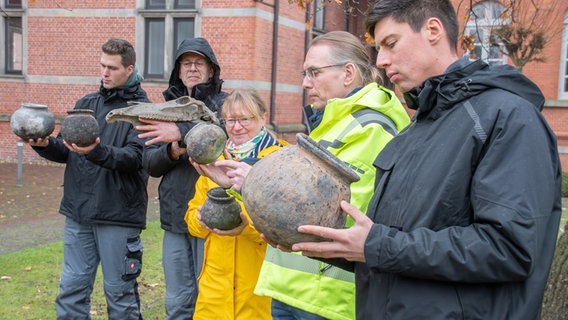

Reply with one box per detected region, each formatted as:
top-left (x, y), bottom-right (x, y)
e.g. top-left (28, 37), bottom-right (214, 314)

top-left (28, 38), bottom-right (149, 319)
top-left (291, 1), bottom-right (562, 319)
top-left (136, 37), bottom-right (227, 319)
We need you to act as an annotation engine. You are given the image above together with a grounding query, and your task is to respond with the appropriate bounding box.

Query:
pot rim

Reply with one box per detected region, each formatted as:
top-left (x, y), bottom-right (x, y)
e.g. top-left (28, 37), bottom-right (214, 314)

top-left (206, 186), bottom-right (234, 201)
top-left (66, 109), bottom-right (94, 115)
top-left (296, 133), bottom-right (360, 183)
top-left (21, 103), bottom-right (48, 109)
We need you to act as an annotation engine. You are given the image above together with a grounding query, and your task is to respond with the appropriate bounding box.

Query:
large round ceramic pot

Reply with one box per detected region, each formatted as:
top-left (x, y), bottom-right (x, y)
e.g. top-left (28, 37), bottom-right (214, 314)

top-left (60, 109), bottom-right (99, 147)
top-left (184, 122), bottom-right (227, 164)
top-left (201, 187), bottom-right (242, 230)
top-left (10, 103), bottom-right (56, 141)
top-left (241, 133), bottom-right (360, 249)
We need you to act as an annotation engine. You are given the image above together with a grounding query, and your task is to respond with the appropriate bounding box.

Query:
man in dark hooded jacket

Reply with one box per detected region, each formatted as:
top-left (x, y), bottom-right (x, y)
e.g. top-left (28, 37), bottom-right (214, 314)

top-left (291, 0), bottom-right (562, 319)
top-left (136, 37), bottom-right (227, 319)
top-left (27, 38), bottom-right (149, 319)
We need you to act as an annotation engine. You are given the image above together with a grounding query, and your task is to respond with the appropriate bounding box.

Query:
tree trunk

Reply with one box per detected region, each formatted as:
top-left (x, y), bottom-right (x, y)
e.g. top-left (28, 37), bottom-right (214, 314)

top-left (542, 221), bottom-right (568, 319)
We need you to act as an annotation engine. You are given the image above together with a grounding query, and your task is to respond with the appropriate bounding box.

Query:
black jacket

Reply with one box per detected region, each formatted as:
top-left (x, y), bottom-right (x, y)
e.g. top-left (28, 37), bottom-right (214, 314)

top-left (34, 83), bottom-right (150, 228)
top-left (356, 58), bottom-right (562, 319)
top-left (143, 37), bottom-right (227, 233)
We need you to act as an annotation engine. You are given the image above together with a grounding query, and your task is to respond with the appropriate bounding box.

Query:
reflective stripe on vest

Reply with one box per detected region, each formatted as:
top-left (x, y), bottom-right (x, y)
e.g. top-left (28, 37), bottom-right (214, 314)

top-left (318, 108), bottom-right (397, 175)
top-left (264, 247), bottom-right (355, 283)
top-left (318, 108), bottom-right (397, 150)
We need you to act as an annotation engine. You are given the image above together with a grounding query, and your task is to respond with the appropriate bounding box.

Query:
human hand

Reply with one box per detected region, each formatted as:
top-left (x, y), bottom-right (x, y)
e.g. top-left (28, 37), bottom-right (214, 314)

top-left (189, 159), bottom-right (232, 188)
top-left (63, 137), bottom-right (100, 155)
top-left (197, 210), bottom-right (249, 236)
top-left (136, 119), bottom-right (181, 145)
top-left (260, 233), bottom-right (293, 252)
top-left (189, 159), bottom-right (251, 191)
top-left (26, 137), bottom-right (50, 147)
top-left (167, 141), bottom-right (187, 160)
top-left (291, 201), bottom-right (372, 262)
top-left (213, 160), bottom-right (251, 193)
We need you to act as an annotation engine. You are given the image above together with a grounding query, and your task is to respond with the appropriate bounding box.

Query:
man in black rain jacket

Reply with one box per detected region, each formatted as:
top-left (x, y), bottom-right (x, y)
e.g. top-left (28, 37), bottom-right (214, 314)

top-left (136, 37), bottom-right (227, 319)
top-left (291, 1), bottom-right (562, 319)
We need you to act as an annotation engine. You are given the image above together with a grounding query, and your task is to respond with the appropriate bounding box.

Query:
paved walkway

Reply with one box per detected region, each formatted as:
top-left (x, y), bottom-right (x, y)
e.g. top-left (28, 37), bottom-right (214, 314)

top-left (0, 162), bottom-right (160, 255)
top-left (0, 162), bottom-right (566, 254)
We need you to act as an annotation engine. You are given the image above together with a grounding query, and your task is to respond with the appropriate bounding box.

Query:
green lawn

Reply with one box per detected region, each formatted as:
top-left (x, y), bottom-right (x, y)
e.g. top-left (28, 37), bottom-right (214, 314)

top-left (561, 210), bottom-right (568, 236)
top-left (0, 220), bottom-right (166, 320)
top-left (1, 211), bottom-right (567, 319)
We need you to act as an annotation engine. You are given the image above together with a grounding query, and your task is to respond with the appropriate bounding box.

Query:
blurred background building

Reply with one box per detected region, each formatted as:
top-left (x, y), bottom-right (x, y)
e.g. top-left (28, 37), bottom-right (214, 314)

top-left (1, 0), bottom-right (567, 168)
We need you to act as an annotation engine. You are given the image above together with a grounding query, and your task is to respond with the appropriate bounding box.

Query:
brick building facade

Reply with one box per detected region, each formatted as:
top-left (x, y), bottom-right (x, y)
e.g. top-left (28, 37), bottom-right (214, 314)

top-left (1, 0), bottom-right (567, 169)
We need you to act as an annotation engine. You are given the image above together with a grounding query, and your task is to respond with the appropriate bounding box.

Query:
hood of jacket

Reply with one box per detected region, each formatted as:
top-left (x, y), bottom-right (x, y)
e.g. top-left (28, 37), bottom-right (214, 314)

top-left (404, 57), bottom-right (545, 121)
top-left (163, 37), bottom-right (224, 101)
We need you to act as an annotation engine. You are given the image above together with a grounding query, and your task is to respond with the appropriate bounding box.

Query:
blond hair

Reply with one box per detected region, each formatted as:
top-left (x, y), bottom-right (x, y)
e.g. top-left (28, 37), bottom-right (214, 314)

top-left (309, 31), bottom-right (382, 85)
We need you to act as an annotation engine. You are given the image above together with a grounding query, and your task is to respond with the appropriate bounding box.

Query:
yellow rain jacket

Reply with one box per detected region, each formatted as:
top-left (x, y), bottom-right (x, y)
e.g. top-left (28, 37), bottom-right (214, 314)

top-left (185, 142), bottom-right (285, 320)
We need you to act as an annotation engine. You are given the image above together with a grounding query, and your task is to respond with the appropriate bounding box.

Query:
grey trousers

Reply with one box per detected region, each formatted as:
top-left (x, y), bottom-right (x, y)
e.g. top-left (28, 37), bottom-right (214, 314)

top-left (162, 230), bottom-right (204, 319)
top-left (55, 217), bottom-right (143, 320)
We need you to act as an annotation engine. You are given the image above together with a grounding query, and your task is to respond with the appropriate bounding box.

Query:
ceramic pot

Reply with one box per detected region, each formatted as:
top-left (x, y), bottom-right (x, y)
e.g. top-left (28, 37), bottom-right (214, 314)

top-left (201, 187), bottom-right (242, 230)
top-left (241, 133), bottom-right (360, 249)
top-left (60, 109), bottom-right (99, 147)
top-left (10, 103), bottom-right (56, 141)
top-left (184, 122), bottom-right (227, 164)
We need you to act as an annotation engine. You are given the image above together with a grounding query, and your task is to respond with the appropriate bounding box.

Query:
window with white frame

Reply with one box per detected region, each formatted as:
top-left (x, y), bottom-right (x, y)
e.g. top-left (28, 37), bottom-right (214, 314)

top-left (140, 0), bottom-right (197, 79)
top-left (560, 12), bottom-right (568, 100)
top-left (313, 0), bottom-right (325, 31)
top-left (1, 0), bottom-right (23, 75)
top-left (464, 1), bottom-right (508, 66)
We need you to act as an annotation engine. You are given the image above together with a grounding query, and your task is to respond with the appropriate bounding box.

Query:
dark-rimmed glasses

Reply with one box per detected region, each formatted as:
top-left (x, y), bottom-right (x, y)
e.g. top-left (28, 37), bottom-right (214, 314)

top-left (301, 64), bottom-right (345, 80)
top-left (221, 116), bottom-right (256, 127)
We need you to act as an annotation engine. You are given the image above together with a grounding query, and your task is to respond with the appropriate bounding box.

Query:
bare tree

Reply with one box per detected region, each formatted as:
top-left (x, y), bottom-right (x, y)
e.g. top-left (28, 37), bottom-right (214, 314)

top-left (542, 221), bottom-right (568, 320)
top-left (287, 0), bottom-right (371, 30)
top-left (458, 0), bottom-right (563, 72)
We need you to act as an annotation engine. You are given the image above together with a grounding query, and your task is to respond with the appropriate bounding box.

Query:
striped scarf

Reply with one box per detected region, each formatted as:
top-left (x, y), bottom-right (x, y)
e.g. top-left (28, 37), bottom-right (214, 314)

top-left (226, 127), bottom-right (282, 163)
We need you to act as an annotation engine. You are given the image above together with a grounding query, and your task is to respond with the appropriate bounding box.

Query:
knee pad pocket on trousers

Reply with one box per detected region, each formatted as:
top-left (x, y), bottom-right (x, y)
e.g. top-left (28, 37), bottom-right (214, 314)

top-left (59, 272), bottom-right (94, 287)
top-left (122, 236), bottom-right (143, 281)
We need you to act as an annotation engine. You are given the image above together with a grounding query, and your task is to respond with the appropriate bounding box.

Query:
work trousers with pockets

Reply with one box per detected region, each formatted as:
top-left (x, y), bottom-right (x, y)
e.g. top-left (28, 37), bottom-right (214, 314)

top-left (162, 230), bottom-right (204, 319)
top-left (55, 217), bottom-right (143, 320)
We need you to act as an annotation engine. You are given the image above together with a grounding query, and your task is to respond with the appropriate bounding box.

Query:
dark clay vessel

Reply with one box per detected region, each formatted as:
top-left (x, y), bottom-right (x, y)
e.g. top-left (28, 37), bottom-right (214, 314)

top-left (201, 187), bottom-right (242, 230)
top-left (184, 122), bottom-right (227, 164)
top-left (241, 133), bottom-right (360, 249)
top-left (60, 109), bottom-right (99, 147)
top-left (10, 103), bottom-right (55, 141)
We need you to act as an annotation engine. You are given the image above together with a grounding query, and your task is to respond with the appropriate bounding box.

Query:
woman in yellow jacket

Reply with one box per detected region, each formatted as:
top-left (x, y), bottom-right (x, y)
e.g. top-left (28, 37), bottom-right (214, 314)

top-left (185, 87), bottom-right (286, 320)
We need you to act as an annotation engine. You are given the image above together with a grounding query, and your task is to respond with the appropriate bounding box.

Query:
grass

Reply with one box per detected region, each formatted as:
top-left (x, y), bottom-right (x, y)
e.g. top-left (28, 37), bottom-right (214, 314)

top-left (0, 220), bottom-right (166, 320)
top-left (561, 210), bottom-right (568, 236)
top-left (0, 210), bottom-right (567, 319)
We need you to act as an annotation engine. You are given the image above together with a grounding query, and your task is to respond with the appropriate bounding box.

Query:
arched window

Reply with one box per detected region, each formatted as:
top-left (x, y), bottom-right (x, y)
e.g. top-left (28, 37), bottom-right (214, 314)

top-left (464, 1), bottom-right (509, 66)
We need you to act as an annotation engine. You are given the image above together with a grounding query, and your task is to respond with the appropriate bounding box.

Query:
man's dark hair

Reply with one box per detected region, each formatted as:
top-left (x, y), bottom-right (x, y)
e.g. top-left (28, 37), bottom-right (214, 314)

top-left (102, 38), bottom-right (136, 68)
top-left (365, 0), bottom-right (459, 53)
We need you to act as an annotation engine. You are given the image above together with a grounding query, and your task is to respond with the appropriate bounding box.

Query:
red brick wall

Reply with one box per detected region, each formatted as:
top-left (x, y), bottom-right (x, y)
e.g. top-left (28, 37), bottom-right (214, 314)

top-left (29, 0), bottom-right (137, 9)
top-left (1, 0), bottom-right (567, 169)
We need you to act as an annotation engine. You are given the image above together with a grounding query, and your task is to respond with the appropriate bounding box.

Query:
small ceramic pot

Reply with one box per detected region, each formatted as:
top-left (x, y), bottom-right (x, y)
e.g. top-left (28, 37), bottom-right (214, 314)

top-left (60, 109), bottom-right (99, 147)
top-left (10, 103), bottom-right (55, 141)
top-left (184, 122), bottom-right (227, 164)
top-left (241, 133), bottom-right (360, 248)
top-left (201, 187), bottom-right (242, 230)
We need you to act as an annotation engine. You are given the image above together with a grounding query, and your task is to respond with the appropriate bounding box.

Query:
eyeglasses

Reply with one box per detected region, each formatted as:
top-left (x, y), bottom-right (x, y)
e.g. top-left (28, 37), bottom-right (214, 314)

top-left (221, 116), bottom-right (256, 127)
top-left (180, 60), bottom-right (208, 69)
top-left (301, 64), bottom-right (345, 80)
